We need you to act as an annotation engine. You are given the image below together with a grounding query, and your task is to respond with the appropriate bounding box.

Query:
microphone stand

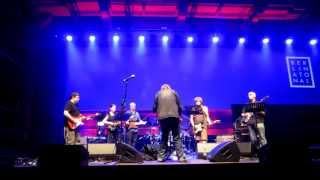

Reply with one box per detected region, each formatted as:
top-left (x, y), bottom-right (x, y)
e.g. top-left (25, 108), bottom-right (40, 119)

top-left (119, 80), bottom-right (129, 143)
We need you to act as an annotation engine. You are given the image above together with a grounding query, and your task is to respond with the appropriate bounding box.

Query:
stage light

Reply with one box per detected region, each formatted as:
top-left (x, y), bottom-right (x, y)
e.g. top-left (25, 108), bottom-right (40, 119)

top-left (285, 38), bottom-right (293, 45)
top-left (162, 35), bottom-right (169, 43)
top-left (89, 35), bottom-right (96, 42)
top-left (239, 37), bottom-right (246, 44)
top-left (187, 36), bottom-right (194, 43)
top-left (310, 39), bottom-right (318, 46)
top-left (262, 38), bottom-right (270, 44)
top-left (139, 35), bottom-right (145, 42)
top-left (113, 35), bottom-right (120, 42)
top-left (66, 35), bottom-right (73, 42)
top-left (212, 36), bottom-right (219, 43)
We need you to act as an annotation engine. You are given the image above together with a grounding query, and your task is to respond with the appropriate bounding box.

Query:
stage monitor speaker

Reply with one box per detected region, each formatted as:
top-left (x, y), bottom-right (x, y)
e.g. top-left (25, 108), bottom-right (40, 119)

top-left (143, 144), bottom-right (160, 160)
top-left (38, 145), bottom-right (88, 168)
top-left (116, 143), bottom-right (144, 163)
top-left (197, 143), bottom-right (219, 154)
top-left (87, 143), bottom-right (116, 155)
top-left (237, 142), bottom-right (252, 156)
top-left (207, 141), bottom-right (240, 162)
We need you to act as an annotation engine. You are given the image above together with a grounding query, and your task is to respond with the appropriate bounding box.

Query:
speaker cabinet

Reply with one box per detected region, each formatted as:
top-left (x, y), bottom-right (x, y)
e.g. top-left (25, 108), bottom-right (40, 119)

top-left (207, 141), bottom-right (240, 162)
top-left (116, 143), bottom-right (144, 163)
top-left (237, 142), bottom-right (252, 156)
top-left (197, 143), bottom-right (219, 154)
top-left (87, 143), bottom-right (116, 155)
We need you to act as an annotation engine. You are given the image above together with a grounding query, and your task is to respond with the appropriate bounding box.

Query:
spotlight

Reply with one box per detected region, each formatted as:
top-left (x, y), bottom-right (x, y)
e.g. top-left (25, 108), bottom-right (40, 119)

top-left (212, 36), bottom-right (219, 43)
top-left (139, 35), bottom-right (145, 42)
top-left (262, 38), bottom-right (270, 44)
top-left (66, 35), bottom-right (73, 42)
top-left (187, 36), bottom-right (194, 43)
top-left (113, 35), bottom-right (120, 42)
top-left (89, 35), bottom-right (96, 42)
top-left (239, 37), bottom-right (246, 44)
top-left (285, 38), bottom-right (293, 45)
top-left (162, 35), bottom-right (169, 43)
top-left (310, 39), bottom-right (318, 46)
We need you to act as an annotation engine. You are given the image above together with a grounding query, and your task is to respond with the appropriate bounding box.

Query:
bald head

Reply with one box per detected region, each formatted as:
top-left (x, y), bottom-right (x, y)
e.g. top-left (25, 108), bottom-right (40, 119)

top-left (130, 102), bottom-right (136, 111)
top-left (248, 91), bottom-right (257, 102)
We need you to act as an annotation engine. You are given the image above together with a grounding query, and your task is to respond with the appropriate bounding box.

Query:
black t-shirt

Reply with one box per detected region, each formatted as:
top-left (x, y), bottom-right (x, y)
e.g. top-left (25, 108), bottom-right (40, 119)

top-left (106, 112), bottom-right (116, 122)
top-left (64, 101), bottom-right (80, 126)
top-left (242, 103), bottom-right (265, 123)
top-left (191, 105), bottom-right (204, 115)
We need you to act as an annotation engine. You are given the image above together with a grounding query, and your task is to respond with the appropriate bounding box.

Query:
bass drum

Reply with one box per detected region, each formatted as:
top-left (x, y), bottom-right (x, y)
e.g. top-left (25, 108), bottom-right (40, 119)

top-left (136, 134), bottom-right (161, 152)
top-left (181, 131), bottom-right (196, 154)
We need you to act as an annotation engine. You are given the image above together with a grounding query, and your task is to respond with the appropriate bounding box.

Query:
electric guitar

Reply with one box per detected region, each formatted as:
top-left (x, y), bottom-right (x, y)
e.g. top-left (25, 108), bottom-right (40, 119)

top-left (241, 112), bottom-right (254, 124)
top-left (193, 120), bottom-right (221, 134)
top-left (67, 113), bottom-right (99, 130)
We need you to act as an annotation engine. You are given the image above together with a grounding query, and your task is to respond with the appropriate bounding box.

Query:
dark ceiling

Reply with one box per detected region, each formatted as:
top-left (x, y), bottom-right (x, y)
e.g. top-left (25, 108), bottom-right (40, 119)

top-left (1, 0), bottom-right (319, 24)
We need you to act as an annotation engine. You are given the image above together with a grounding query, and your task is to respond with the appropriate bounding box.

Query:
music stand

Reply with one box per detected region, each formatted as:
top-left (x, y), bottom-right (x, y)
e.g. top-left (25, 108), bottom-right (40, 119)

top-left (246, 102), bottom-right (265, 113)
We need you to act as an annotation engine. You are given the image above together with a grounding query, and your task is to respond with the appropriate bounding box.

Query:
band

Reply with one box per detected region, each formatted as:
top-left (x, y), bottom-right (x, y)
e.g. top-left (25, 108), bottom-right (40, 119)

top-left (63, 85), bottom-right (268, 163)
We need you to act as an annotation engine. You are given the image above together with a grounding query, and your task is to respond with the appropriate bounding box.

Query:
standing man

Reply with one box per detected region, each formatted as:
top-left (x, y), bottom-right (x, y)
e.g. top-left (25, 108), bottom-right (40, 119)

top-left (125, 102), bottom-right (146, 147)
top-left (64, 92), bottom-right (82, 145)
top-left (241, 91), bottom-right (267, 150)
top-left (153, 84), bottom-right (186, 162)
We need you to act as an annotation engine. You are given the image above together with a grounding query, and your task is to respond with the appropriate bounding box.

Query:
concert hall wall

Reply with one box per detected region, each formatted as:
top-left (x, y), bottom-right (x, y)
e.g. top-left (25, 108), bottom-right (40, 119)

top-left (62, 45), bottom-right (320, 110)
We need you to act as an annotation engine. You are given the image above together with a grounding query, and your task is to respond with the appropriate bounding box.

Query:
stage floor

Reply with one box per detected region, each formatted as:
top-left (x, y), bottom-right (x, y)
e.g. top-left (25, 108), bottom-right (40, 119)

top-left (89, 157), bottom-right (259, 166)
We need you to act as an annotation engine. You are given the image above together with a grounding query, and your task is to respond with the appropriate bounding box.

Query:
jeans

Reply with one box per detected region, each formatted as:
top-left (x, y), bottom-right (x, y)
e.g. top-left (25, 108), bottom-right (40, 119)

top-left (158, 117), bottom-right (185, 160)
top-left (107, 129), bottom-right (121, 143)
top-left (127, 128), bottom-right (138, 147)
top-left (248, 122), bottom-right (267, 149)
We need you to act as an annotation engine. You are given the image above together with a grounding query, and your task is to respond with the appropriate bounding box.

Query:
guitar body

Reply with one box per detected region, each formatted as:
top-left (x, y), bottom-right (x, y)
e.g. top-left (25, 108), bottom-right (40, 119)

top-left (241, 112), bottom-right (254, 124)
top-left (108, 121), bottom-right (121, 132)
top-left (67, 115), bottom-right (85, 130)
top-left (127, 121), bottom-right (138, 129)
top-left (194, 123), bottom-right (203, 134)
top-left (193, 120), bottom-right (220, 134)
top-left (67, 114), bottom-right (99, 130)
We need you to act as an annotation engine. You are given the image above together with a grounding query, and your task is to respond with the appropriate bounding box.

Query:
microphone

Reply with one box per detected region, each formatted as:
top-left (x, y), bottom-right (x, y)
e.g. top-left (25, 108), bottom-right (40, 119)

top-left (122, 74), bottom-right (135, 82)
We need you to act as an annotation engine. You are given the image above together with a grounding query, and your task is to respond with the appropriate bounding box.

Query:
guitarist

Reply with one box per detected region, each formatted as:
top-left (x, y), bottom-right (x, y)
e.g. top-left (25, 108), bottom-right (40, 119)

top-left (125, 102), bottom-right (146, 147)
top-left (241, 91), bottom-right (267, 150)
top-left (101, 104), bottom-right (121, 143)
top-left (63, 92), bottom-right (81, 145)
top-left (190, 97), bottom-right (213, 143)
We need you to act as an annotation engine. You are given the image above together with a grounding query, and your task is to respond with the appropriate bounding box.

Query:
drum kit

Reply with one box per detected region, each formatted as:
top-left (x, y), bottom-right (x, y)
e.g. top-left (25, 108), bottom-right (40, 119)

top-left (95, 114), bottom-right (197, 154)
top-left (136, 117), bottom-right (196, 154)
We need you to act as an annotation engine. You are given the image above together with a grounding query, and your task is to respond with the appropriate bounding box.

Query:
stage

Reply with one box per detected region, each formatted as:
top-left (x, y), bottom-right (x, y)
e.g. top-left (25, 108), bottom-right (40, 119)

top-left (10, 157), bottom-right (270, 178)
top-left (1, 0), bottom-right (320, 178)
top-left (10, 157), bottom-right (319, 178)
top-left (88, 156), bottom-right (259, 166)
